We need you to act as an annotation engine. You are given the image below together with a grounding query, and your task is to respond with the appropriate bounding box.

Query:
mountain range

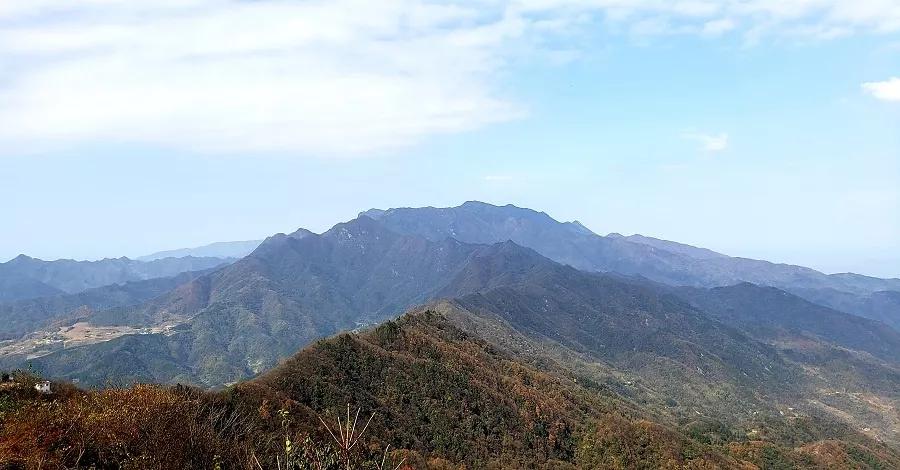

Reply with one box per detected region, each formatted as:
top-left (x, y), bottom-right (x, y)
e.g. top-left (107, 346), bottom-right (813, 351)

top-left (136, 239), bottom-right (262, 261)
top-left (365, 202), bottom-right (900, 327)
top-left (1, 201), bottom-right (898, 468)
top-left (0, 254), bottom-right (233, 302)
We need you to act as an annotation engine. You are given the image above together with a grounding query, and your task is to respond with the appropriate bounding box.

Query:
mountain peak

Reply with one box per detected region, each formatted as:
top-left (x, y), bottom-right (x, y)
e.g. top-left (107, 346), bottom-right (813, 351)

top-left (567, 220), bottom-right (594, 235)
top-left (459, 200), bottom-right (538, 214)
top-left (460, 200), bottom-right (500, 208)
top-left (478, 239), bottom-right (526, 254)
top-left (323, 214), bottom-right (397, 241)
top-left (288, 227), bottom-right (314, 239)
top-left (359, 208), bottom-right (386, 219)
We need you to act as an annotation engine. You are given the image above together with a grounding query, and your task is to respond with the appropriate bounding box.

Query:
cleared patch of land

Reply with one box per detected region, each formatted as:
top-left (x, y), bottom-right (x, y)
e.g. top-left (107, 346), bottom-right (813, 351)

top-left (0, 321), bottom-right (180, 360)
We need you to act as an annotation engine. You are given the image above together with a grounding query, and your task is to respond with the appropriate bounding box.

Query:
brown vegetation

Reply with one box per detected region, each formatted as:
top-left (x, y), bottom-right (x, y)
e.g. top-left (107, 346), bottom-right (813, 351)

top-left (1, 311), bottom-right (899, 469)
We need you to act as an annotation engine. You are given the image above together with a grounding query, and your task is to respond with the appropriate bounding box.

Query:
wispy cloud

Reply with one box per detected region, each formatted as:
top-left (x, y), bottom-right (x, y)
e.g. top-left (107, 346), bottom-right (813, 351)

top-left (1, 1), bottom-right (898, 157)
top-left (702, 19), bottom-right (737, 36)
top-left (482, 175), bottom-right (515, 182)
top-left (683, 132), bottom-right (729, 152)
top-left (862, 77), bottom-right (900, 102)
top-left (0, 1), bottom-right (529, 156)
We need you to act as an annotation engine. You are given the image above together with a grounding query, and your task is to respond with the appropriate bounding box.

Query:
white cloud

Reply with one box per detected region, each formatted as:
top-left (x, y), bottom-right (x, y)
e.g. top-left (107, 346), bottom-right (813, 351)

top-left (0, 0), bottom-right (898, 156)
top-left (0, 1), bottom-right (529, 156)
top-left (701, 18), bottom-right (736, 36)
top-left (683, 132), bottom-right (729, 152)
top-left (862, 77), bottom-right (900, 102)
top-left (514, 0), bottom-right (900, 38)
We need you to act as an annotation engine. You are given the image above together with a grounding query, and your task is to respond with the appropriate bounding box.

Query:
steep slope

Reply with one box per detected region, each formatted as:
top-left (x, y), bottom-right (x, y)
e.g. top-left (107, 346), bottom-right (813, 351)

top-left (427, 250), bottom-right (900, 446)
top-left (425, 245), bottom-right (798, 422)
top-left (235, 311), bottom-right (780, 469)
top-left (137, 239), bottom-right (262, 261)
top-left (0, 254), bottom-right (233, 300)
top-left (240, 311), bottom-right (628, 468)
top-left (15, 219), bottom-right (493, 385)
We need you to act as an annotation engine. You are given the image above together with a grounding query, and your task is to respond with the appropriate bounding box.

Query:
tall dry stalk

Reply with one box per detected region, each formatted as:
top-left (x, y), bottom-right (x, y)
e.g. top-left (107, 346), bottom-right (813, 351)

top-left (318, 404), bottom-right (374, 469)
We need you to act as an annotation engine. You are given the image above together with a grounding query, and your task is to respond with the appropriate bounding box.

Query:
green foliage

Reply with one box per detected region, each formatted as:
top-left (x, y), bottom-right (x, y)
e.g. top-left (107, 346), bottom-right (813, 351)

top-left (846, 444), bottom-right (888, 469)
top-left (372, 320), bottom-right (402, 346)
top-left (685, 420), bottom-right (741, 446)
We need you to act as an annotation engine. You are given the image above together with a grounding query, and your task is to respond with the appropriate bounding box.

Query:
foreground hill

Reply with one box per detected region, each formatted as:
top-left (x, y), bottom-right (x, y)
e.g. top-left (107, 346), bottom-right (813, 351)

top-left (3, 310), bottom-right (898, 469)
top-left (0, 254), bottom-right (232, 302)
top-left (418, 251), bottom-right (900, 446)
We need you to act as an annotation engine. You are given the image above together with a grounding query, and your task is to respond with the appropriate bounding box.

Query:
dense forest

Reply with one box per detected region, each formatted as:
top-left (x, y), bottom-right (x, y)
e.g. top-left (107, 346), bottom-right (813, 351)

top-left (2, 310), bottom-right (897, 469)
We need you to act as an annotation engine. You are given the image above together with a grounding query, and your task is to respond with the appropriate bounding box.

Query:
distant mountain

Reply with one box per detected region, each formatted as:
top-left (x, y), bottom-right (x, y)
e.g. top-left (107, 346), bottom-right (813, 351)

top-left (786, 287), bottom-right (900, 331)
top-left (364, 201), bottom-right (900, 324)
top-left (616, 233), bottom-right (728, 260)
top-left (363, 201), bottom-right (700, 285)
top-left (137, 240), bottom-right (262, 261)
top-left (674, 282), bottom-right (900, 363)
top-left (14, 219), bottom-right (494, 385)
top-left (12, 207), bottom-right (897, 384)
top-left (0, 275), bottom-right (62, 303)
top-left (8, 217), bottom-right (781, 391)
top-left (0, 268), bottom-right (217, 340)
top-left (0, 254), bottom-right (232, 302)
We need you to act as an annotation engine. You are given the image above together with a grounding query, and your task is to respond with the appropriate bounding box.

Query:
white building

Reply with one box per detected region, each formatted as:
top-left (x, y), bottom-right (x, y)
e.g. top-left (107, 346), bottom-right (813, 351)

top-left (34, 381), bottom-right (51, 394)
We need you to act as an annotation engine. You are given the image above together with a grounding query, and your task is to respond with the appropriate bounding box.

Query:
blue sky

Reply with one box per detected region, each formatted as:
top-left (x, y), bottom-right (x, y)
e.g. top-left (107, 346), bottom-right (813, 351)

top-left (1, 1), bottom-right (898, 277)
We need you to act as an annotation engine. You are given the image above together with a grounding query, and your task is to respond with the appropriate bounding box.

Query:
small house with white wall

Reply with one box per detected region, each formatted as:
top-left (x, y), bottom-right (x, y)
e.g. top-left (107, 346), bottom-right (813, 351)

top-left (34, 381), bottom-right (51, 394)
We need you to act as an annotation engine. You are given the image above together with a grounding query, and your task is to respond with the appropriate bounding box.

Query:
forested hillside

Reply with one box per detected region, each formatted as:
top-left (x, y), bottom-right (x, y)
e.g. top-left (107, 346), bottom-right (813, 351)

top-left (3, 310), bottom-right (898, 468)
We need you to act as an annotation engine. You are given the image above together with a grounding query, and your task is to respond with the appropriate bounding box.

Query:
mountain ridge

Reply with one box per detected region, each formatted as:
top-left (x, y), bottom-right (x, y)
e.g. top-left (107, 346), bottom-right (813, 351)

top-left (364, 201), bottom-right (900, 327)
top-left (137, 239), bottom-right (263, 261)
top-left (0, 254), bottom-right (234, 302)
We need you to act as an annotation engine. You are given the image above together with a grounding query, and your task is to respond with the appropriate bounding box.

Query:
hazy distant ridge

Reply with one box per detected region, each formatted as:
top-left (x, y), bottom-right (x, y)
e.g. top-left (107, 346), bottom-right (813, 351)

top-left (137, 240), bottom-right (262, 261)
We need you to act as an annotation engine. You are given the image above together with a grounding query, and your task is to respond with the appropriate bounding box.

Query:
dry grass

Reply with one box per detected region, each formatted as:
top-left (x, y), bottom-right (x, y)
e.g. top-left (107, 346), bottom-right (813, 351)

top-left (0, 375), bottom-right (410, 470)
